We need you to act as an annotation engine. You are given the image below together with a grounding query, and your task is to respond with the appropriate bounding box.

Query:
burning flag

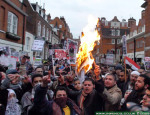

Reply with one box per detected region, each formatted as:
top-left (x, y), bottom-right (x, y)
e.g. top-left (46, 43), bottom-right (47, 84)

top-left (76, 15), bottom-right (100, 75)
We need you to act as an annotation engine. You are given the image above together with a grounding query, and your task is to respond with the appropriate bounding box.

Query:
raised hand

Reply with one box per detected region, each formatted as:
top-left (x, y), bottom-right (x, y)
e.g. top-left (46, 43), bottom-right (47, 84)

top-left (58, 74), bottom-right (65, 85)
top-left (42, 75), bottom-right (51, 87)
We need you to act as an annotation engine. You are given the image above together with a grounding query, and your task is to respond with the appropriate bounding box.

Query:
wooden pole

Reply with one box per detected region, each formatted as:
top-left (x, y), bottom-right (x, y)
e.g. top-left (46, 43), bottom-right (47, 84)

top-left (124, 56), bottom-right (127, 82)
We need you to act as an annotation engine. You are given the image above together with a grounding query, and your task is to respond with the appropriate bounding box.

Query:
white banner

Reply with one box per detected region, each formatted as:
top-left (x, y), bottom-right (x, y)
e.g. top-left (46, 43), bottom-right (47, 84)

top-left (122, 35), bottom-right (127, 57)
top-left (106, 54), bottom-right (114, 65)
top-left (31, 40), bottom-right (45, 52)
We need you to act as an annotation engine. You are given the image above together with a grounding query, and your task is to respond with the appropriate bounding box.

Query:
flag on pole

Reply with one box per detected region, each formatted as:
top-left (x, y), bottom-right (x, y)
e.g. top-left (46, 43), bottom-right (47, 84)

top-left (124, 56), bottom-right (140, 71)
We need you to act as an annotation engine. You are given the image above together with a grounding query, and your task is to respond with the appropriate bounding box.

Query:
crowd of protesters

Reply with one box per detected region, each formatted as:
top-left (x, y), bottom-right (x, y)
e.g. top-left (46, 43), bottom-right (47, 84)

top-left (0, 56), bottom-right (150, 115)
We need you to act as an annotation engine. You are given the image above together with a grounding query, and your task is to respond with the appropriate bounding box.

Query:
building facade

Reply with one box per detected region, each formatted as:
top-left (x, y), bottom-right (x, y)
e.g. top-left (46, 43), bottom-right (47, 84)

top-left (24, 0), bottom-right (53, 61)
top-left (95, 16), bottom-right (130, 64)
top-left (0, 0), bottom-right (27, 53)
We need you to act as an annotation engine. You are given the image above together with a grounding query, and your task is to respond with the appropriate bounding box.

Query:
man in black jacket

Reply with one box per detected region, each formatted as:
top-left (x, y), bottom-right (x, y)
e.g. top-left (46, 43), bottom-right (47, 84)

top-left (28, 75), bottom-right (81, 115)
top-left (60, 65), bottom-right (105, 115)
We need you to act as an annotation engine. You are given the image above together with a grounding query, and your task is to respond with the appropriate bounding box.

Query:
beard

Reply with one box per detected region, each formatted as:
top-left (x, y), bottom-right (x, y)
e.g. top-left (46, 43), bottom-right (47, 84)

top-left (135, 86), bottom-right (145, 92)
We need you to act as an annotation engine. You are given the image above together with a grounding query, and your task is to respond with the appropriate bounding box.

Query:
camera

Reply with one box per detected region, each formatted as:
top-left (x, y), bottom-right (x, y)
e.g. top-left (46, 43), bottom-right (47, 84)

top-left (127, 102), bottom-right (150, 112)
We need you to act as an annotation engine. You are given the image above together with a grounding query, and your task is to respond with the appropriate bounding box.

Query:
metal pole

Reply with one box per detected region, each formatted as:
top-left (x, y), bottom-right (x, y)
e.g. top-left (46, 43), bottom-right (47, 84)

top-left (134, 38), bottom-right (136, 62)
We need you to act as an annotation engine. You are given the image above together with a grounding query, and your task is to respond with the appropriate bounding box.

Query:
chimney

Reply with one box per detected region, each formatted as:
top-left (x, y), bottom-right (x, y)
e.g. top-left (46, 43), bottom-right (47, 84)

top-left (128, 17), bottom-right (136, 28)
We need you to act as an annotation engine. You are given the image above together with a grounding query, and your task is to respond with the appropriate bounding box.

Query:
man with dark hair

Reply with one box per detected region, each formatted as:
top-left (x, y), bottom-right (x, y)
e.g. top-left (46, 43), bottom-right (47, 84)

top-left (28, 75), bottom-right (81, 115)
top-left (103, 73), bottom-right (122, 111)
top-left (21, 73), bottom-right (52, 115)
top-left (35, 66), bottom-right (44, 75)
top-left (60, 65), bottom-right (105, 115)
top-left (121, 74), bottom-right (150, 111)
top-left (115, 64), bottom-right (123, 80)
top-left (117, 69), bottom-right (129, 96)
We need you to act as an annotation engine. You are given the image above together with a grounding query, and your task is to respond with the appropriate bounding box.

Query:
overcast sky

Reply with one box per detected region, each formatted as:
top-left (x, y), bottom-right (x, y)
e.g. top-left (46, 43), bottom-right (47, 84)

top-left (29, 0), bottom-right (144, 38)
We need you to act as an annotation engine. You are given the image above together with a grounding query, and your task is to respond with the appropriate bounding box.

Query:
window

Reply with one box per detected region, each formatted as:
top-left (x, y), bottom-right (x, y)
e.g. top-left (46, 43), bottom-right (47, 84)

top-left (49, 31), bottom-right (52, 42)
top-left (117, 49), bottom-right (120, 54)
top-left (97, 49), bottom-right (99, 54)
top-left (42, 25), bottom-right (45, 37)
top-left (37, 21), bottom-right (41, 36)
top-left (112, 39), bottom-right (115, 44)
top-left (116, 30), bottom-right (120, 36)
top-left (136, 41), bottom-right (140, 48)
top-left (46, 28), bottom-right (49, 40)
top-left (7, 12), bottom-right (18, 34)
top-left (105, 21), bottom-right (108, 26)
top-left (26, 37), bottom-right (30, 50)
top-left (140, 41), bottom-right (143, 48)
top-left (129, 44), bottom-right (134, 49)
top-left (117, 39), bottom-right (120, 44)
top-left (111, 29), bottom-right (115, 36)
top-left (122, 22), bottom-right (125, 27)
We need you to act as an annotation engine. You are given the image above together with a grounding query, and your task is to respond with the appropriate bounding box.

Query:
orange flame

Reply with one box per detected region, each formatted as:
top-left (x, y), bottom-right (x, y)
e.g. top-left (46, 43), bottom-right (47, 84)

top-left (76, 16), bottom-right (100, 74)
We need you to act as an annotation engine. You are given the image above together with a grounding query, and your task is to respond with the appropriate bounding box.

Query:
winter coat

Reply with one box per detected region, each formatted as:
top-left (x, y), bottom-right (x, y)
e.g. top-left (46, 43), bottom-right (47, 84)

top-left (103, 84), bottom-right (122, 111)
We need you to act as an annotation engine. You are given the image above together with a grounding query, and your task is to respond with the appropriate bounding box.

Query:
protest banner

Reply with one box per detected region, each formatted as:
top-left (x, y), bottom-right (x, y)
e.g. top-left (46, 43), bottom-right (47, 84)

top-left (122, 35), bottom-right (127, 57)
top-left (67, 38), bottom-right (78, 64)
top-left (144, 57), bottom-right (150, 71)
top-left (33, 57), bottom-right (42, 68)
top-left (52, 49), bottom-right (70, 77)
top-left (31, 40), bottom-right (45, 52)
top-left (0, 55), bottom-right (16, 69)
top-left (106, 54), bottom-right (114, 65)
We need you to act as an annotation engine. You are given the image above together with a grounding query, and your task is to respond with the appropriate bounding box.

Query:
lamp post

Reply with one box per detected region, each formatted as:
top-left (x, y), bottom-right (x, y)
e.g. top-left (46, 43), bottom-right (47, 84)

top-left (134, 38), bottom-right (136, 62)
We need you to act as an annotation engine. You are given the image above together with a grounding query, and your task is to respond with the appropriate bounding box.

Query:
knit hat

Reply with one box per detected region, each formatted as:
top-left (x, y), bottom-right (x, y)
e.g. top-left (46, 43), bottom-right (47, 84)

top-left (131, 71), bottom-right (140, 76)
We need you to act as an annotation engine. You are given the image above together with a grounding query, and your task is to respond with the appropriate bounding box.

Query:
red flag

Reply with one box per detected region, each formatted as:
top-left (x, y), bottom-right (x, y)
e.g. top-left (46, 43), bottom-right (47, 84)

top-left (124, 56), bottom-right (140, 71)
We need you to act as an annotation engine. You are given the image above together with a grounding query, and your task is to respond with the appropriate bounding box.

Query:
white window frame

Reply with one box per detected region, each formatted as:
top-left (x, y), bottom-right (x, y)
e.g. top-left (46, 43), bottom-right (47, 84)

top-left (112, 39), bottom-right (115, 44)
top-left (117, 39), bottom-right (120, 44)
top-left (42, 25), bottom-right (45, 37)
top-left (97, 49), bottom-right (99, 54)
top-left (111, 29), bottom-right (115, 36)
top-left (116, 30), bottom-right (120, 36)
top-left (37, 21), bottom-right (41, 36)
top-left (26, 37), bottom-right (30, 51)
top-left (46, 28), bottom-right (49, 40)
top-left (7, 12), bottom-right (18, 34)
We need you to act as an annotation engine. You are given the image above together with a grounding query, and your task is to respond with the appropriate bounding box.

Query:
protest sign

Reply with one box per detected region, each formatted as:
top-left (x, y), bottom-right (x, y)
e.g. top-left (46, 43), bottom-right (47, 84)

top-left (52, 49), bottom-right (70, 77)
top-left (67, 38), bottom-right (78, 64)
top-left (33, 58), bottom-right (42, 68)
top-left (31, 40), bottom-right (45, 52)
top-left (144, 57), bottom-right (150, 71)
top-left (106, 54), bottom-right (114, 65)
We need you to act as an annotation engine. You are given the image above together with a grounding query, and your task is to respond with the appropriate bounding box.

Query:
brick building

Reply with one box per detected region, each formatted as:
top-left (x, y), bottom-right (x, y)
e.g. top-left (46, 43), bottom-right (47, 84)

top-left (142, 0), bottom-right (150, 57)
top-left (50, 16), bottom-right (73, 41)
top-left (0, 0), bottom-right (27, 53)
top-left (125, 11), bottom-right (145, 63)
top-left (24, 0), bottom-right (53, 61)
top-left (95, 16), bottom-right (130, 64)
